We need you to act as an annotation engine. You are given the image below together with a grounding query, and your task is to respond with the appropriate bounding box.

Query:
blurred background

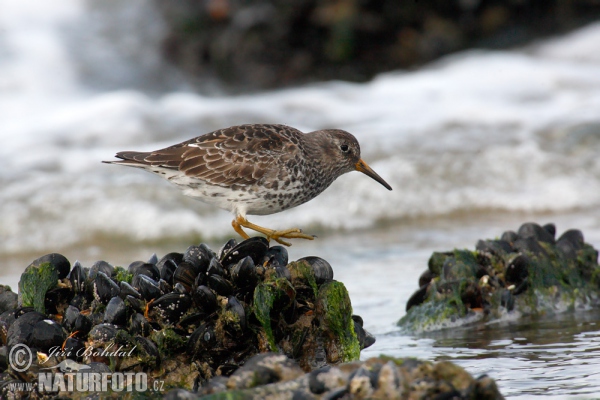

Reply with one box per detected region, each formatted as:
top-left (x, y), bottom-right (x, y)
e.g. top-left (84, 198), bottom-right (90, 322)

top-left (2, 0), bottom-right (600, 275)
top-left (3, 1), bottom-right (600, 397)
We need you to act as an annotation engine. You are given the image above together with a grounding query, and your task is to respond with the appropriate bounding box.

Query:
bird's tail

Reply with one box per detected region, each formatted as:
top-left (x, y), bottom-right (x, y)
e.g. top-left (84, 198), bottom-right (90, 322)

top-left (102, 151), bottom-right (154, 168)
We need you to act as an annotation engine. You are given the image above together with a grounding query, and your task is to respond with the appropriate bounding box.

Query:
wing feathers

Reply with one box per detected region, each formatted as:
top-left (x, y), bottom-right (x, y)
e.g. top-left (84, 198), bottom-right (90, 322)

top-left (109, 124), bottom-right (303, 188)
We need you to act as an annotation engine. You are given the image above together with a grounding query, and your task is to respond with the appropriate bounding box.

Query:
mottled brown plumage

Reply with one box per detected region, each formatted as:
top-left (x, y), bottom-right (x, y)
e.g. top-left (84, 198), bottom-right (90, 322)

top-left (104, 124), bottom-right (391, 245)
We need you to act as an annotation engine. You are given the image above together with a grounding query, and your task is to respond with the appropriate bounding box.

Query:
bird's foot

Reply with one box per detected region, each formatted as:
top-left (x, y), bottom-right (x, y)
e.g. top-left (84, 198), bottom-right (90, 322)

top-left (232, 216), bottom-right (316, 246)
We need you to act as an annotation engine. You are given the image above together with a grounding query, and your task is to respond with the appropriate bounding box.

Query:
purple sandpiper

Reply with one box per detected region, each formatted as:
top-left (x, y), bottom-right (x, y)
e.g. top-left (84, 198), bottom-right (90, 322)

top-left (104, 124), bottom-right (392, 245)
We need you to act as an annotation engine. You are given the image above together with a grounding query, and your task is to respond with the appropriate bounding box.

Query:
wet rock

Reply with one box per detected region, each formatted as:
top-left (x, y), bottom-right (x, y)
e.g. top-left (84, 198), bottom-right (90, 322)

top-left (400, 222), bottom-right (600, 332)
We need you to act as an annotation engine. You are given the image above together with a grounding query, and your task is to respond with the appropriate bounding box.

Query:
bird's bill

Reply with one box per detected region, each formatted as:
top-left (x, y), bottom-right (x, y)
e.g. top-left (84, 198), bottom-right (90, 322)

top-left (355, 159), bottom-right (392, 191)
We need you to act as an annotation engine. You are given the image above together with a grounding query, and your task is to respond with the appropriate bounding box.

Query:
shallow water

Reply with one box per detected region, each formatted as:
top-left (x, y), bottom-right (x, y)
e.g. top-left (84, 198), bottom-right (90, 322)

top-left (2, 1), bottom-right (600, 397)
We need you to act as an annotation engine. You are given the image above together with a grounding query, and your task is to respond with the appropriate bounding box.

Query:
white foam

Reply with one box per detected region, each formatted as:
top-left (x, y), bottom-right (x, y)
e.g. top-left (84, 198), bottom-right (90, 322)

top-left (2, 2), bottom-right (600, 253)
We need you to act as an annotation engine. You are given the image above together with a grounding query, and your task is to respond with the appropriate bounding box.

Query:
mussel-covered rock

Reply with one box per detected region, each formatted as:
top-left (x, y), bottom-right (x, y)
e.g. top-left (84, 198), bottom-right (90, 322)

top-left (400, 222), bottom-right (600, 333)
top-left (4, 236), bottom-right (376, 396)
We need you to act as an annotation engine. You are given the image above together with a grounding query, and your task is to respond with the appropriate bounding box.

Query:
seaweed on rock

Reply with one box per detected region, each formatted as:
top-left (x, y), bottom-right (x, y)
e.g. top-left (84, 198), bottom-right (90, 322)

top-left (399, 222), bottom-right (600, 332)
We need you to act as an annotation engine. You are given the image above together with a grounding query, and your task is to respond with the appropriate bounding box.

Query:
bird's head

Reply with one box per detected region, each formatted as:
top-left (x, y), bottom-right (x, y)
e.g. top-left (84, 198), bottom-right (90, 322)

top-left (315, 129), bottom-right (392, 191)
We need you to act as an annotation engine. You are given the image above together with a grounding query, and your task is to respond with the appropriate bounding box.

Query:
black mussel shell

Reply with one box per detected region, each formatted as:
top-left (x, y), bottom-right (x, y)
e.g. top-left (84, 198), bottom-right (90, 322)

top-left (62, 305), bottom-right (80, 331)
top-left (133, 275), bottom-right (162, 301)
top-left (187, 323), bottom-right (216, 358)
top-left (274, 266), bottom-right (292, 281)
top-left (89, 323), bottom-right (118, 343)
top-left (513, 237), bottom-right (548, 257)
top-left (183, 245), bottom-right (212, 273)
top-left (92, 272), bottom-right (120, 304)
top-left (221, 237), bottom-right (269, 268)
top-left (475, 240), bottom-right (513, 256)
top-left (158, 279), bottom-right (171, 294)
top-left (63, 337), bottom-right (85, 361)
top-left (231, 256), bottom-right (258, 289)
top-left (298, 256), bottom-right (334, 284)
top-left (134, 335), bottom-right (160, 368)
top-left (542, 223), bottom-right (556, 238)
top-left (129, 313), bottom-right (152, 337)
top-left (89, 260), bottom-right (114, 280)
top-left (208, 275), bottom-right (234, 296)
top-left (192, 286), bottom-right (217, 314)
top-left (72, 314), bottom-right (92, 339)
top-left (207, 258), bottom-right (226, 277)
top-left (119, 281), bottom-right (141, 299)
top-left (352, 315), bottom-right (375, 350)
top-left (157, 252), bottom-right (184, 268)
top-left (68, 262), bottom-right (87, 293)
top-left (218, 239), bottom-right (238, 259)
top-left (226, 297), bottom-right (246, 332)
top-left (505, 255), bottom-right (530, 288)
top-left (194, 272), bottom-right (206, 289)
top-left (173, 262), bottom-right (200, 293)
top-left (131, 262), bottom-right (161, 281)
top-left (70, 293), bottom-right (89, 310)
top-left (147, 253), bottom-right (159, 265)
top-left (124, 295), bottom-right (145, 314)
top-left (44, 286), bottom-right (74, 315)
top-left (517, 222), bottom-right (555, 244)
top-left (31, 319), bottom-right (66, 353)
top-left (29, 253), bottom-right (71, 280)
top-left (178, 312), bottom-right (207, 332)
top-left (501, 230), bottom-right (519, 243)
top-left (159, 259), bottom-right (178, 285)
top-left (406, 284), bottom-right (429, 311)
top-left (150, 293), bottom-right (192, 324)
top-left (557, 229), bottom-right (585, 259)
top-left (7, 311), bottom-right (46, 347)
top-left (173, 283), bottom-right (187, 294)
top-left (104, 296), bottom-right (127, 325)
top-left (418, 270), bottom-right (435, 287)
top-left (0, 287), bottom-right (18, 315)
top-left (62, 305), bottom-right (92, 338)
top-left (262, 246), bottom-right (289, 268)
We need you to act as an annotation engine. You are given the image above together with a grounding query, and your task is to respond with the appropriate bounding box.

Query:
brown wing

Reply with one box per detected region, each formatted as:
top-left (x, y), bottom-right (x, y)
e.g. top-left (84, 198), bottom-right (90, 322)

top-left (124, 124), bottom-right (303, 187)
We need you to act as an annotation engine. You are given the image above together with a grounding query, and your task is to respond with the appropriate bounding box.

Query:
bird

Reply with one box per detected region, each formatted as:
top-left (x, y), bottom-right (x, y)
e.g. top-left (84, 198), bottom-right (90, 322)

top-left (103, 124), bottom-right (392, 246)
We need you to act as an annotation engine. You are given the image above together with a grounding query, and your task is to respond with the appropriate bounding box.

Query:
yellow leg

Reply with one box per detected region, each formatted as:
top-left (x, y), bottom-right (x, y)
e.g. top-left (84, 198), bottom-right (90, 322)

top-left (232, 215), bottom-right (315, 246)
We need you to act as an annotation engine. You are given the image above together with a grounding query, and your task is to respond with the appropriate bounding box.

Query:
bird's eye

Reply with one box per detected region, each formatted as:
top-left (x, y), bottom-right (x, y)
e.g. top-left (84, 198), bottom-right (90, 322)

top-left (340, 144), bottom-right (349, 152)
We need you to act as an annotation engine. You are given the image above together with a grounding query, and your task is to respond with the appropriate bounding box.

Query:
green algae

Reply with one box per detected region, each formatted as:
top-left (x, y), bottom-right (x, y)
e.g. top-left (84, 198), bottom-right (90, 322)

top-left (287, 260), bottom-right (318, 298)
top-left (151, 328), bottom-right (186, 357)
top-left (18, 261), bottom-right (58, 314)
top-left (252, 277), bottom-right (296, 351)
top-left (114, 266), bottom-right (133, 284)
top-left (316, 281), bottom-right (360, 362)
